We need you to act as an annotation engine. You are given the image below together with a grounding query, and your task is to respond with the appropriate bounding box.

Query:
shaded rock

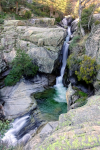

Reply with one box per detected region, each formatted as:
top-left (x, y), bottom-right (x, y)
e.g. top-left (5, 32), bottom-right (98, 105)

top-left (48, 74), bottom-right (56, 86)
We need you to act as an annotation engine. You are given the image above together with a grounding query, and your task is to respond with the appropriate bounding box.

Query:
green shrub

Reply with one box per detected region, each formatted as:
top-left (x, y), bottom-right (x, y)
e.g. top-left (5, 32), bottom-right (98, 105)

top-left (4, 49), bottom-right (38, 86)
top-left (24, 10), bottom-right (32, 19)
top-left (95, 20), bottom-right (100, 26)
top-left (0, 19), bottom-right (4, 24)
top-left (55, 17), bottom-right (61, 23)
top-left (67, 54), bottom-right (99, 84)
top-left (67, 53), bottom-right (82, 72)
top-left (75, 55), bottom-right (99, 84)
top-left (80, 4), bottom-right (95, 31)
top-left (69, 35), bottom-right (80, 49)
top-left (0, 120), bottom-right (10, 137)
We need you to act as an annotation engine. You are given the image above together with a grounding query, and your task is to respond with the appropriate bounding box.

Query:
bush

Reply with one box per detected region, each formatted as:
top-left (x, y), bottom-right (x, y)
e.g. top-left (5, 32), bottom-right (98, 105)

top-left (24, 10), bottom-right (32, 19)
top-left (55, 17), bottom-right (61, 23)
top-left (75, 55), bottom-right (99, 84)
top-left (0, 19), bottom-right (4, 24)
top-left (4, 49), bottom-right (38, 86)
top-left (69, 35), bottom-right (80, 49)
top-left (67, 53), bottom-right (82, 73)
top-left (95, 20), bottom-right (100, 26)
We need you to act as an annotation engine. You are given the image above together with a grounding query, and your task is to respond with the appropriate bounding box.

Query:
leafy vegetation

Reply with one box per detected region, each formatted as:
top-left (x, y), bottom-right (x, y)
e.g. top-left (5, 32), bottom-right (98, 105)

top-left (4, 49), bottom-right (38, 86)
top-left (0, 18), bottom-right (4, 24)
top-left (95, 20), bottom-right (100, 25)
top-left (0, 120), bottom-right (10, 137)
top-left (24, 10), bottom-right (32, 19)
top-left (80, 4), bottom-right (95, 31)
top-left (75, 55), bottom-right (99, 84)
top-left (69, 35), bottom-right (81, 49)
top-left (67, 53), bottom-right (82, 73)
top-left (67, 54), bottom-right (99, 84)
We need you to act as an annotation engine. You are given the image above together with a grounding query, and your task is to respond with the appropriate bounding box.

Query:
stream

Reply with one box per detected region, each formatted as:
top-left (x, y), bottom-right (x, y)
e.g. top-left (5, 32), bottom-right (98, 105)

top-left (2, 26), bottom-right (71, 146)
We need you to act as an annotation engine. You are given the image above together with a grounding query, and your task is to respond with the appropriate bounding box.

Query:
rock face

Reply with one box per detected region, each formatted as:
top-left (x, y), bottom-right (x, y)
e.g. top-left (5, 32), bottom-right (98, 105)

top-left (0, 20), bottom-right (66, 74)
top-left (0, 74), bottom-right (49, 120)
top-left (0, 52), bottom-right (7, 73)
top-left (85, 24), bottom-right (100, 80)
top-left (29, 95), bottom-right (100, 150)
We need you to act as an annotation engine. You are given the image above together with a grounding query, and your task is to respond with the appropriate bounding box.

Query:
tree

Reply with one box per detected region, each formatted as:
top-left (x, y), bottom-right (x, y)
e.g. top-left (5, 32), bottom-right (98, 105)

top-left (78, 0), bottom-right (100, 36)
top-left (66, 0), bottom-right (72, 15)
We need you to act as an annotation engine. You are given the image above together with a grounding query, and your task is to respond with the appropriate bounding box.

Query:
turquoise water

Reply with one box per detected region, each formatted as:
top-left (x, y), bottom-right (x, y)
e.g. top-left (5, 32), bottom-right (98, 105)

top-left (34, 88), bottom-right (67, 121)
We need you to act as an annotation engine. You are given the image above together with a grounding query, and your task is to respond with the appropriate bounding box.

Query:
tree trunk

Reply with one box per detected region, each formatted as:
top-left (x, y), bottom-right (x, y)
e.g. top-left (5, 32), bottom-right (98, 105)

top-left (79, 0), bottom-right (85, 36)
top-left (16, 1), bottom-right (18, 14)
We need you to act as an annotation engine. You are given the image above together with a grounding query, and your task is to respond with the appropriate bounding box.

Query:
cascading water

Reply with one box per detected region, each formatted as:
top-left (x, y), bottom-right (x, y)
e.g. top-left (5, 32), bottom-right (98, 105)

top-left (54, 26), bottom-right (71, 103)
top-left (2, 115), bottom-right (30, 146)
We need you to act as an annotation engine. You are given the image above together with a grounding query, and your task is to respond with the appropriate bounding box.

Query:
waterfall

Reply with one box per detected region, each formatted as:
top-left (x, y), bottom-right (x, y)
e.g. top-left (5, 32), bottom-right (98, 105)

top-left (2, 26), bottom-right (71, 147)
top-left (2, 115), bottom-right (30, 146)
top-left (54, 26), bottom-right (71, 103)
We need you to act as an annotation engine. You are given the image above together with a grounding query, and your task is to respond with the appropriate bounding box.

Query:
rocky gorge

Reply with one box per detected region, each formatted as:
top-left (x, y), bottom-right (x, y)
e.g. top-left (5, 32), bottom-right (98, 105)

top-left (0, 13), bottom-right (100, 149)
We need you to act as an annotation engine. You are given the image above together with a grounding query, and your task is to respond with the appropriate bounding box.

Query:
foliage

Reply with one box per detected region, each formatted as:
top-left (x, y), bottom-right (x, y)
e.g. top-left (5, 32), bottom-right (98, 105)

top-left (55, 17), bottom-right (61, 23)
top-left (75, 55), bottom-right (99, 84)
top-left (75, 90), bottom-right (87, 97)
top-left (0, 120), bottom-right (10, 137)
top-left (69, 35), bottom-right (81, 49)
top-left (95, 20), bottom-right (100, 25)
top-left (4, 49), bottom-right (38, 86)
top-left (24, 10), bottom-right (32, 19)
top-left (67, 53), bottom-right (82, 73)
top-left (80, 4), bottom-right (95, 31)
top-left (65, 0), bottom-right (72, 15)
top-left (0, 18), bottom-right (4, 24)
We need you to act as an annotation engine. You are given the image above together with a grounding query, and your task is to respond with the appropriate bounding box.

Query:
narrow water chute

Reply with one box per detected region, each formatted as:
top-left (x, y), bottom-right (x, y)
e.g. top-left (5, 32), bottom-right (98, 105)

top-left (54, 26), bottom-right (71, 103)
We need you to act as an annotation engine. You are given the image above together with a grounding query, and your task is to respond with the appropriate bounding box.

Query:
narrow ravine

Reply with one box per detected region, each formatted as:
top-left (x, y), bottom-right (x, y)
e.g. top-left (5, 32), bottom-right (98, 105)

top-left (2, 26), bottom-right (71, 146)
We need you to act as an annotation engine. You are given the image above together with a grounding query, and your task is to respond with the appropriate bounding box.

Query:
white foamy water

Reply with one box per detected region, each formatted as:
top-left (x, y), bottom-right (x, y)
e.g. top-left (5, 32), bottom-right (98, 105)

top-left (54, 26), bottom-right (71, 103)
top-left (2, 115), bottom-right (29, 146)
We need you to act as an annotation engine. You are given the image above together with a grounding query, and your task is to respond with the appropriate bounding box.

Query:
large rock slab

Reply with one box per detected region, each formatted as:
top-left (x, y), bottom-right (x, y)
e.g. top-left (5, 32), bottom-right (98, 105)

top-left (1, 24), bottom-right (66, 74)
top-left (0, 75), bottom-right (48, 120)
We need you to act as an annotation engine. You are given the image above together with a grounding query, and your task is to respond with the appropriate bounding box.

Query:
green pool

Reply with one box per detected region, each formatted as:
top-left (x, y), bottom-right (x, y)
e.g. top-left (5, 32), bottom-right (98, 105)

top-left (34, 88), bottom-right (67, 121)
